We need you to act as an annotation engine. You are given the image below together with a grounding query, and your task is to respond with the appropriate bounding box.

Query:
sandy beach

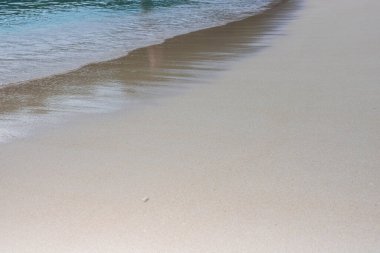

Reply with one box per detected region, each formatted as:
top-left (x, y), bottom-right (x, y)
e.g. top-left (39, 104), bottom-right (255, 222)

top-left (1, 0), bottom-right (379, 252)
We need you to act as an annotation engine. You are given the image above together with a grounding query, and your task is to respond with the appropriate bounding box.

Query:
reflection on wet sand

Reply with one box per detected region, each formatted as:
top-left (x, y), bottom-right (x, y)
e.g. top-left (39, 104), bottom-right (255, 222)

top-left (147, 46), bottom-right (163, 69)
top-left (0, 0), bottom-right (299, 140)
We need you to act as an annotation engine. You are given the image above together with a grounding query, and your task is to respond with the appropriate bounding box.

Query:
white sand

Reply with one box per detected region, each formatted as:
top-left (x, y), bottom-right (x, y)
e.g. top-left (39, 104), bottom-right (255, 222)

top-left (1, 0), bottom-right (379, 252)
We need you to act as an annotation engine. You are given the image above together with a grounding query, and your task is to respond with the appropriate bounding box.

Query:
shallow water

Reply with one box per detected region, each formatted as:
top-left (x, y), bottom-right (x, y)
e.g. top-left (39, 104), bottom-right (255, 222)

top-left (0, 0), bottom-right (298, 143)
top-left (0, 0), bottom-right (274, 86)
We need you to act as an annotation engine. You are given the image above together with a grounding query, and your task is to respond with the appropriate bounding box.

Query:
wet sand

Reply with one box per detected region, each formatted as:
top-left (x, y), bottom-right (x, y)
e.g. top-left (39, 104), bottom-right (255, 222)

top-left (1, 0), bottom-right (380, 252)
top-left (0, 0), bottom-right (295, 142)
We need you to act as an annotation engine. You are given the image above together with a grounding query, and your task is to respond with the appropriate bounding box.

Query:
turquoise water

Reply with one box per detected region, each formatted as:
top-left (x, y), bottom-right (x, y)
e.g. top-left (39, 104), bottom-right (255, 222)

top-left (0, 0), bottom-right (274, 86)
top-left (0, 0), bottom-right (285, 143)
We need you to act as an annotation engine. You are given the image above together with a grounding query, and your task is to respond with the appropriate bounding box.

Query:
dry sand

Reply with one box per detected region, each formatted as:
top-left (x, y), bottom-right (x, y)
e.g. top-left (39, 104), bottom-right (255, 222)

top-left (1, 0), bottom-right (379, 252)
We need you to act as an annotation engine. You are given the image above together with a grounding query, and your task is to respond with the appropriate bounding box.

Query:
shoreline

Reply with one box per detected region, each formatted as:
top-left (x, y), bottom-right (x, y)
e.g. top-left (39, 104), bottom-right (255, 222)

top-left (0, 0), bottom-right (285, 89)
top-left (0, 0), bottom-right (298, 144)
top-left (1, 0), bottom-right (380, 252)
top-left (0, 0), bottom-right (277, 87)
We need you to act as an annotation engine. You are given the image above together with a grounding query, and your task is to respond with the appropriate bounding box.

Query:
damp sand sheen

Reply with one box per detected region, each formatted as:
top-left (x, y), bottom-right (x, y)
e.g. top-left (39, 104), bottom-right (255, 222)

top-left (0, 0), bottom-right (380, 252)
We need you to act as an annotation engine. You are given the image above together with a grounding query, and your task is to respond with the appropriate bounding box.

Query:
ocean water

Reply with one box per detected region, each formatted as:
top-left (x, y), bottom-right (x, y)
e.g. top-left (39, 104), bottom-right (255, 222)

top-left (0, 0), bottom-right (274, 86)
top-left (0, 0), bottom-right (292, 143)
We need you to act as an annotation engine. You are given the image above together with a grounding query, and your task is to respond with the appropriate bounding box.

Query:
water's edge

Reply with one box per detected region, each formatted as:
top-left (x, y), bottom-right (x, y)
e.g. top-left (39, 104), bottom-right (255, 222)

top-left (0, 0), bottom-right (279, 87)
top-left (0, 0), bottom-right (300, 143)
